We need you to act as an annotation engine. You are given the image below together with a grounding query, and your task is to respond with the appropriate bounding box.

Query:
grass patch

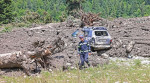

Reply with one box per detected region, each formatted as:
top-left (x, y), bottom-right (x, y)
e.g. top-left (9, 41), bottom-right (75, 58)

top-left (133, 59), bottom-right (142, 67)
top-left (1, 26), bottom-right (13, 32)
top-left (1, 60), bottom-right (150, 83)
top-left (0, 22), bottom-right (37, 33)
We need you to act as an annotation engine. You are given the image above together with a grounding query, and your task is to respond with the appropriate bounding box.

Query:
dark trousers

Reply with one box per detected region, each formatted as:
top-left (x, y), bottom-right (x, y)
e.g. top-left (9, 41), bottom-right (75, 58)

top-left (80, 52), bottom-right (89, 67)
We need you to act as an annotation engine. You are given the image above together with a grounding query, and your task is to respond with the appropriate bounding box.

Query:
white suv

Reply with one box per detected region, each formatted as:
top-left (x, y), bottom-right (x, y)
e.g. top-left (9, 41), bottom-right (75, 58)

top-left (82, 26), bottom-right (112, 52)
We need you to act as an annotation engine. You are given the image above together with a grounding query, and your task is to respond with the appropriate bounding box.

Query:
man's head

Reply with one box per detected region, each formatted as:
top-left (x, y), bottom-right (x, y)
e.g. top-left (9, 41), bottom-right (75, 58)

top-left (79, 35), bottom-right (84, 42)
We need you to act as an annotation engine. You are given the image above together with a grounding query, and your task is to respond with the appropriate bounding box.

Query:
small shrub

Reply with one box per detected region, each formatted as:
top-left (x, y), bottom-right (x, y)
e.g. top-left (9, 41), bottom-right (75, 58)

top-left (43, 14), bottom-right (52, 24)
top-left (1, 26), bottom-right (12, 32)
top-left (59, 12), bottom-right (67, 22)
top-left (134, 59), bottom-right (141, 67)
top-left (21, 10), bottom-right (41, 23)
top-left (16, 22), bottom-right (26, 27)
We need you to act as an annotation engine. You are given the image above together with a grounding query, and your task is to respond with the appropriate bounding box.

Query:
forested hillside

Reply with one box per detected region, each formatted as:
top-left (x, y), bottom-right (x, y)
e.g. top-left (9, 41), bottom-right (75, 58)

top-left (0, 0), bottom-right (150, 24)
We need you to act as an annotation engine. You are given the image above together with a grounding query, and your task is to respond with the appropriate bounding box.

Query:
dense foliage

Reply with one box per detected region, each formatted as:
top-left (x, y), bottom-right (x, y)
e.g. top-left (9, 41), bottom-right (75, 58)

top-left (0, 0), bottom-right (150, 24)
top-left (82, 0), bottom-right (150, 18)
top-left (66, 0), bottom-right (85, 17)
top-left (0, 0), bottom-right (14, 24)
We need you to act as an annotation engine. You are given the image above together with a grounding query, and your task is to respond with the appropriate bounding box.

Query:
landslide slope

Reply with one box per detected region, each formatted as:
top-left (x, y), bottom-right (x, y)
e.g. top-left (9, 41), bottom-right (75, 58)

top-left (0, 16), bottom-right (150, 76)
top-left (107, 16), bottom-right (150, 57)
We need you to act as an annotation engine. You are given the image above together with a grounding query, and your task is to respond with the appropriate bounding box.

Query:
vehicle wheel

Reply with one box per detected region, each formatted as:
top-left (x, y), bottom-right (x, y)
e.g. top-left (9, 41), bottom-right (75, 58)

top-left (97, 51), bottom-right (101, 56)
top-left (97, 50), bottom-right (106, 56)
top-left (91, 47), bottom-right (95, 52)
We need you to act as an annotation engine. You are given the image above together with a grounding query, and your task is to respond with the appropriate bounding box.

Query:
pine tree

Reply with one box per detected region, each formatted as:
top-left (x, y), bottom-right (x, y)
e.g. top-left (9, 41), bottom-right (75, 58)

top-left (66, 0), bottom-right (85, 17)
top-left (0, 0), bottom-right (14, 24)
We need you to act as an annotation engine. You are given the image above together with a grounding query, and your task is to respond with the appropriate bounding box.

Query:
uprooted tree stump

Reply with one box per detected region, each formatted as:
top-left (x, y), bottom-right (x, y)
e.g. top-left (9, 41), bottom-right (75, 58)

top-left (0, 37), bottom-right (65, 76)
top-left (80, 11), bottom-right (102, 26)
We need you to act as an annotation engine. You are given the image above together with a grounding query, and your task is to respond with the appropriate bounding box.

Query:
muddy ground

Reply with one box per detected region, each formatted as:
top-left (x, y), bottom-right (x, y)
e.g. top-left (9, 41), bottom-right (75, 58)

top-left (107, 16), bottom-right (150, 57)
top-left (0, 16), bottom-right (150, 76)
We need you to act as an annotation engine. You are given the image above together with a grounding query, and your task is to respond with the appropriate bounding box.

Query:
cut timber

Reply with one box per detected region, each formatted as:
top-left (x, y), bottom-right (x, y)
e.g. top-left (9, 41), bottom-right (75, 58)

top-left (0, 51), bottom-right (22, 57)
top-left (0, 50), bottom-right (51, 76)
top-left (0, 51), bottom-right (24, 68)
top-left (0, 51), bottom-right (33, 76)
top-left (136, 42), bottom-right (150, 46)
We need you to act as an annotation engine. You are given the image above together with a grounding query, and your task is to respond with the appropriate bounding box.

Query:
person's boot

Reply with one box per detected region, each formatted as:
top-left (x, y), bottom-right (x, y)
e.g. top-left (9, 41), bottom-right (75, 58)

top-left (88, 63), bottom-right (90, 67)
top-left (86, 61), bottom-right (90, 67)
top-left (127, 54), bottom-right (133, 59)
top-left (79, 66), bottom-right (83, 70)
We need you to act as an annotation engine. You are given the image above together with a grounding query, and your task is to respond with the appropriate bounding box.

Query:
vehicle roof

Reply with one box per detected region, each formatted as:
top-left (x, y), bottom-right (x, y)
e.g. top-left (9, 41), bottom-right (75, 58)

top-left (93, 27), bottom-right (107, 30)
top-left (83, 26), bottom-right (107, 30)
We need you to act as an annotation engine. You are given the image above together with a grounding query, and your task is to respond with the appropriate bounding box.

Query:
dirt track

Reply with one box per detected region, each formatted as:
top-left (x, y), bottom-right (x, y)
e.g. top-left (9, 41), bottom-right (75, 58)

top-left (0, 16), bottom-right (150, 76)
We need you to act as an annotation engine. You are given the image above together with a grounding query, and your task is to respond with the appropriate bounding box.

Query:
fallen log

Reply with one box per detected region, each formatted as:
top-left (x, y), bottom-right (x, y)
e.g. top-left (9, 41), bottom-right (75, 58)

top-left (0, 50), bottom-right (51, 76)
top-left (0, 51), bottom-right (26, 68)
top-left (0, 51), bottom-right (33, 75)
top-left (136, 42), bottom-right (150, 46)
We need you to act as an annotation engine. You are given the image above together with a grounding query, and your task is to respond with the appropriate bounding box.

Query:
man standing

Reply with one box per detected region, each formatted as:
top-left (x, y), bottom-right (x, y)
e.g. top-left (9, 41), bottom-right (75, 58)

top-left (78, 35), bottom-right (91, 69)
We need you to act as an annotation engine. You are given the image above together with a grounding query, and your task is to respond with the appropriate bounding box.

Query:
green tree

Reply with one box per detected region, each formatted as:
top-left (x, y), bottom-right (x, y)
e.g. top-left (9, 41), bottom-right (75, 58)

top-left (0, 0), bottom-right (14, 24)
top-left (1, 0), bottom-right (149, 24)
top-left (66, 0), bottom-right (85, 17)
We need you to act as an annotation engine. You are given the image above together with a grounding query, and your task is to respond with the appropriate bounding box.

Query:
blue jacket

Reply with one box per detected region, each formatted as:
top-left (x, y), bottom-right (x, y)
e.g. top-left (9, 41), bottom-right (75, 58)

top-left (78, 40), bottom-right (91, 54)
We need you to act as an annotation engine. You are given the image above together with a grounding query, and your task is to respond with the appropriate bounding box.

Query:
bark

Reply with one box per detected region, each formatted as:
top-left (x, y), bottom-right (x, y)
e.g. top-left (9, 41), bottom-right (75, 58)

top-left (0, 51), bottom-right (33, 75)
top-left (136, 42), bottom-right (150, 46)
top-left (0, 51), bottom-right (25, 68)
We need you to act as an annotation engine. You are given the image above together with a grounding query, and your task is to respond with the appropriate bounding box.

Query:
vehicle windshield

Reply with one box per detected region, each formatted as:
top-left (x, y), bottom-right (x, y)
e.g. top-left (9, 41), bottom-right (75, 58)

top-left (95, 31), bottom-right (108, 36)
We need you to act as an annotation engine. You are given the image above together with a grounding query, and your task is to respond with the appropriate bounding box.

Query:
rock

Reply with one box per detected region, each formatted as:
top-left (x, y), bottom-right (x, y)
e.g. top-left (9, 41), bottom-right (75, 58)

top-left (126, 41), bottom-right (135, 53)
top-left (112, 38), bottom-right (123, 48)
top-left (48, 69), bottom-right (53, 72)
top-left (70, 66), bottom-right (77, 70)
top-left (66, 16), bottom-right (82, 27)
top-left (89, 55), bottom-right (109, 67)
top-left (73, 19), bottom-right (82, 27)
top-left (141, 60), bottom-right (150, 65)
top-left (101, 53), bottom-right (109, 59)
top-left (66, 63), bottom-right (71, 66)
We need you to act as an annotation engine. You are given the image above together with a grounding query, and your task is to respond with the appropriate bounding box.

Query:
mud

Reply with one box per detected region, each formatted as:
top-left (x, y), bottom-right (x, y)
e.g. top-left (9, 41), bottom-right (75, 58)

top-left (106, 17), bottom-right (150, 57)
top-left (0, 16), bottom-right (150, 76)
